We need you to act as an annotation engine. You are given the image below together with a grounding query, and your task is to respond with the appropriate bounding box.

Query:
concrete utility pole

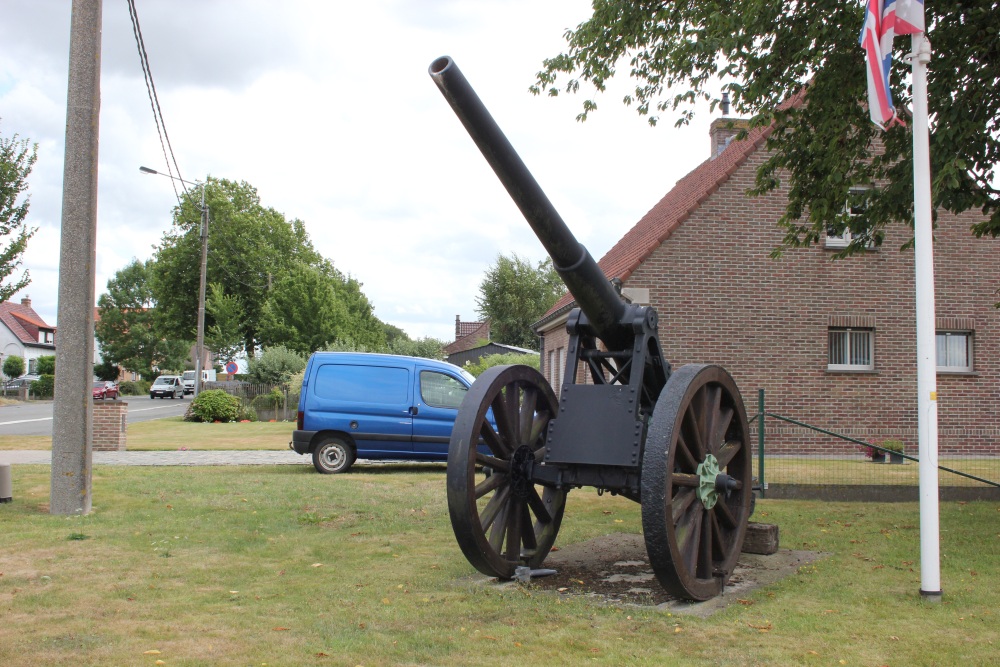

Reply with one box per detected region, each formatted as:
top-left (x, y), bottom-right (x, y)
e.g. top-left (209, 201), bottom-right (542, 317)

top-left (51, 0), bottom-right (102, 516)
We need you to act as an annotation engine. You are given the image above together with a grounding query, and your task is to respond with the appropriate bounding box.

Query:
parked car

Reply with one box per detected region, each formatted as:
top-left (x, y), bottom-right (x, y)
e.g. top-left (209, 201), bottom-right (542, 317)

top-left (149, 375), bottom-right (184, 399)
top-left (93, 381), bottom-right (119, 400)
top-left (4, 375), bottom-right (40, 391)
top-left (291, 352), bottom-right (477, 474)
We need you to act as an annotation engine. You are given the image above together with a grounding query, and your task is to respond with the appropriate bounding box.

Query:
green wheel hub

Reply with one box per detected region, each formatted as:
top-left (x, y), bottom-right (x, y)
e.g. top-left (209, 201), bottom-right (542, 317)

top-left (696, 454), bottom-right (722, 509)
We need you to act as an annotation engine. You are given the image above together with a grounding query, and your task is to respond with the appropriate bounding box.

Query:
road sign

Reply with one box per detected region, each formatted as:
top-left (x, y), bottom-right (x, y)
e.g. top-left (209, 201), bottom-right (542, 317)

top-left (225, 361), bottom-right (238, 375)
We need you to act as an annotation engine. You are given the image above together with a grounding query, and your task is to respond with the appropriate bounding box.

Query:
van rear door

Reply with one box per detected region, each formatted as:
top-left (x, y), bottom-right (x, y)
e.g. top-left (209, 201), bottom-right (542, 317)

top-left (411, 368), bottom-right (470, 456)
top-left (311, 362), bottom-right (413, 454)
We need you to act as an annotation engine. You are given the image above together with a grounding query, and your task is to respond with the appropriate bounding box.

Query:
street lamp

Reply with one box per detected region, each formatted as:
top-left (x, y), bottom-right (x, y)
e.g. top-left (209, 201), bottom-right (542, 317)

top-left (140, 165), bottom-right (210, 397)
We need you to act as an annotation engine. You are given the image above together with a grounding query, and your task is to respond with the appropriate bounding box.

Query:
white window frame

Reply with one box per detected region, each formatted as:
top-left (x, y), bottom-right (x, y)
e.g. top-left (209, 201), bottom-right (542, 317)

top-left (826, 187), bottom-right (871, 249)
top-left (936, 331), bottom-right (973, 373)
top-left (828, 327), bottom-right (874, 371)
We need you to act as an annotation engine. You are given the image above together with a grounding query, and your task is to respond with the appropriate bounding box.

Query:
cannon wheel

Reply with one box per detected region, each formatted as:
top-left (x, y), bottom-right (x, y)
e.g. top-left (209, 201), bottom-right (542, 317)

top-left (641, 364), bottom-right (753, 601)
top-left (447, 364), bottom-right (566, 579)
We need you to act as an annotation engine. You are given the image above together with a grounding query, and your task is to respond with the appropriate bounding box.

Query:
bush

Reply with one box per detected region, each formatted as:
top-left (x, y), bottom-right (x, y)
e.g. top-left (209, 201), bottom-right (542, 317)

top-left (30, 374), bottom-right (55, 398)
top-left (3, 355), bottom-right (24, 380)
top-left (118, 380), bottom-right (151, 396)
top-left (188, 389), bottom-right (241, 423)
top-left (237, 404), bottom-right (257, 422)
top-left (463, 353), bottom-right (540, 377)
top-left (247, 346), bottom-right (306, 384)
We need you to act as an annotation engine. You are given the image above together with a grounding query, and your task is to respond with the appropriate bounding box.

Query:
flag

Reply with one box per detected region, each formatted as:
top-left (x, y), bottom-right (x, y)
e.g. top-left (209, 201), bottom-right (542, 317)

top-left (859, 0), bottom-right (926, 128)
top-left (894, 0), bottom-right (925, 34)
top-left (859, 0), bottom-right (895, 127)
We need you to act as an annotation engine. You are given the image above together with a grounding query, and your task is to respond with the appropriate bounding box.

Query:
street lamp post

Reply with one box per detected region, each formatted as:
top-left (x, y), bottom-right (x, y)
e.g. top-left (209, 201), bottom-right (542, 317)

top-left (140, 166), bottom-right (209, 396)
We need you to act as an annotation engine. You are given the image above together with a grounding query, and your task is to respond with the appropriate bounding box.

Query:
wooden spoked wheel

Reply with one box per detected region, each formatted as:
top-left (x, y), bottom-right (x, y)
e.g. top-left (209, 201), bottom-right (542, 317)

top-left (447, 365), bottom-right (566, 579)
top-left (641, 364), bottom-right (753, 600)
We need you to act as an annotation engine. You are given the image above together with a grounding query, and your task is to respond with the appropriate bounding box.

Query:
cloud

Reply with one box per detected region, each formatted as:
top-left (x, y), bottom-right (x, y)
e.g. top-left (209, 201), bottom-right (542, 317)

top-left (0, 0), bottom-right (715, 342)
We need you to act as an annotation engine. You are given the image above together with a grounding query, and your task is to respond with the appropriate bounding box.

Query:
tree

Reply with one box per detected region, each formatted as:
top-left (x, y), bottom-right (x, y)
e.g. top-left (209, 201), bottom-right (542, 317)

top-left (3, 355), bottom-right (24, 380)
top-left (93, 361), bottom-right (120, 382)
top-left (257, 261), bottom-right (386, 356)
top-left (476, 254), bottom-right (563, 349)
top-left (95, 259), bottom-right (190, 379)
top-left (204, 282), bottom-right (244, 365)
top-left (247, 345), bottom-right (306, 384)
top-left (532, 2), bottom-right (1000, 255)
top-left (152, 178), bottom-right (327, 354)
top-left (35, 355), bottom-right (55, 376)
top-left (0, 123), bottom-right (38, 300)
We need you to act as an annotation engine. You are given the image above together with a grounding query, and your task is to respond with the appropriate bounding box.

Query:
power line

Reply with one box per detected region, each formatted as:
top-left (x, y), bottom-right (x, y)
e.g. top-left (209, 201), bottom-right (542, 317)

top-left (127, 0), bottom-right (186, 202)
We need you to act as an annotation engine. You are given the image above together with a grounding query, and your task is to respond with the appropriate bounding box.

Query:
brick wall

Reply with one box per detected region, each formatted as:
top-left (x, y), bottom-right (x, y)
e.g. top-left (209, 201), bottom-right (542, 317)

top-left (93, 401), bottom-right (127, 452)
top-left (619, 150), bottom-right (1000, 455)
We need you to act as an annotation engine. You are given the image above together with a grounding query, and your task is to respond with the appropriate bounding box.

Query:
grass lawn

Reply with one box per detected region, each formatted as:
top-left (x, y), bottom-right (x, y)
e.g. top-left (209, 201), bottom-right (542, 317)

top-left (0, 418), bottom-right (292, 451)
top-left (1, 464), bottom-right (997, 666)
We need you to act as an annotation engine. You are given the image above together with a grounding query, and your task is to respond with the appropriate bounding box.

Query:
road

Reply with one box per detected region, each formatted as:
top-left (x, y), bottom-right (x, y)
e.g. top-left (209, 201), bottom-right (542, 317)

top-left (0, 398), bottom-right (189, 436)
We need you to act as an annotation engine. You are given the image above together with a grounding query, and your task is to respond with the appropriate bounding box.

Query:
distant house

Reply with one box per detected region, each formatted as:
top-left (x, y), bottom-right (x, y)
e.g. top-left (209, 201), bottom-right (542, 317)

top-left (0, 297), bottom-right (56, 374)
top-left (534, 110), bottom-right (1000, 456)
top-left (443, 315), bottom-right (536, 367)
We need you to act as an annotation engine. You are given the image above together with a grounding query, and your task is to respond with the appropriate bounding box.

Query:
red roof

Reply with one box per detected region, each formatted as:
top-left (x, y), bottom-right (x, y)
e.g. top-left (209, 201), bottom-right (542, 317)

top-left (445, 320), bottom-right (491, 355)
top-left (0, 300), bottom-right (56, 347)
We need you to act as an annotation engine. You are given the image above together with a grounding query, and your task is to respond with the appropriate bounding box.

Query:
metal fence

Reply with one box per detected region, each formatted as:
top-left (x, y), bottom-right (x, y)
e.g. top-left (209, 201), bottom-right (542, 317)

top-left (203, 381), bottom-right (298, 422)
top-left (753, 389), bottom-right (1000, 500)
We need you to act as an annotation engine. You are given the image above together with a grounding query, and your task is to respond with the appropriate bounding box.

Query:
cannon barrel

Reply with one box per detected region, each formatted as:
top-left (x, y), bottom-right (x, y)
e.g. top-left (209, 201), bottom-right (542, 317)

top-left (429, 56), bottom-right (629, 349)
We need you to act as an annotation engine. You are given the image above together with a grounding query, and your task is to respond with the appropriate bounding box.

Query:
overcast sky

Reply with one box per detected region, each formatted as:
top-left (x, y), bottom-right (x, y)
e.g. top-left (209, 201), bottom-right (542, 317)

top-left (0, 0), bottom-right (718, 342)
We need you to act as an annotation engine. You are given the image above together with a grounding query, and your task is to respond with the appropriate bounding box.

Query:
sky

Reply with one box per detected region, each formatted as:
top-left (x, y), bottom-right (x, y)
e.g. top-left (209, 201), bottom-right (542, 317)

top-left (0, 0), bottom-right (718, 343)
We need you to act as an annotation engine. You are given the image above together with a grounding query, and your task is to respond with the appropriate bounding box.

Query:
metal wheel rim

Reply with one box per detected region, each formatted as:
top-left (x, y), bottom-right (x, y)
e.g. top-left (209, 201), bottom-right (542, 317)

top-left (320, 444), bottom-right (346, 471)
top-left (447, 364), bottom-right (566, 579)
top-left (641, 364), bottom-right (752, 601)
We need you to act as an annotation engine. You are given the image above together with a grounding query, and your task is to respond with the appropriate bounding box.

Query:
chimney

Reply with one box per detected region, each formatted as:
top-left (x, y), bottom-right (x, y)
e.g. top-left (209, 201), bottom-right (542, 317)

top-left (709, 94), bottom-right (749, 159)
top-left (20, 296), bottom-right (31, 309)
top-left (455, 315), bottom-right (461, 339)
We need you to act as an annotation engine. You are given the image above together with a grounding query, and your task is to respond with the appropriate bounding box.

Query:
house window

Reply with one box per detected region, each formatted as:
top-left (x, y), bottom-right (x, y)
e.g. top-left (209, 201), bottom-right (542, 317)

top-left (936, 331), bottom-right (972, 372)
top-left (828, 328), bottom-right (874, 371)
top-left (547, 346), bottom-right (565, 389)
top-left (826, 187), bottom-right (870, 249)
top-left (28, 358), bottom-right (37, 374)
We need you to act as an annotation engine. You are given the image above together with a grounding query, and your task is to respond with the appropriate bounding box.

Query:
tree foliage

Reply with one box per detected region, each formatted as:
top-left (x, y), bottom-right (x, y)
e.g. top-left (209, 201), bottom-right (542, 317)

top-left (152, 178), bottom-right (327, 354)
top-left (204, 282), bottom-right (244, 364)
top-left (3, 354), bottom-right (24, 379)
top-left (476, 254), bottom-right (563, 349)
top-left (0, 123), bottom-right (38, 300)
top-left (532, 1), bottom-right (1000, 253)
top-left (463, 352), bottom-right (540, 377)
top-left (95, 259), bottom-right (190, 379)
top-left (35, 355), bottom-right (55, 376)
top-left (257, 261), bottom-right (385, 355)
top-left (247, 345), bottom-right (306, 385)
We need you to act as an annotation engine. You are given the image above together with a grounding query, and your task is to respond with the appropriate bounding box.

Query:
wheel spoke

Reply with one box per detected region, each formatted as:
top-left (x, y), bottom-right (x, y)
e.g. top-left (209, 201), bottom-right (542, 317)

top-left (504, 498), bottom-right (524, 561)
top-left (671, 487), bottom-right (697, 523)
top-left (711, 406), bottom-right (733, 456)
top-left (474, 471), bottom-right (506, 500)
top-left (675, 431), bottom-right (698, 471)
top-left (490, 387), bottom-right (518, 452)
top-left (518, 386), bottom-right (537, 446)
top-left (697, 509), bottom-right (713, 579)
top-left (520, 501), bottom-right (537, 552)
top-left (703, 385), bottom-right (721, 456)
top-left (716, 439), bottom-right (742, 468)
top-left (682, 405), bottom-right (705, 460)
top-left (529, 408), bottom-right (551, 447)
top-left (526, 486), bottom-right (552, 525)
top-left (680, 507), bottom-right (704, 575)
top-left (475, 451), bottom-right (510, 472)
top-left (713, 496), bottom-right (737, 529)
top-left (671, 472), bottom-right (699, 488)
top-left (479, 420), bottom-right (510, 458)
top-left (711, 509), bottom-right (727, 560)
top-left (488, 496), bottom-right (510, 552)
top-left (479, 485), bottom-right (509, 532)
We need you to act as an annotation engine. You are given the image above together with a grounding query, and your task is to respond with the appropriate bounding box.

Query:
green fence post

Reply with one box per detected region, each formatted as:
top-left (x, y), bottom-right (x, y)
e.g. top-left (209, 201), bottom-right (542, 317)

top-left (758, 388), bottom-right (765, 498)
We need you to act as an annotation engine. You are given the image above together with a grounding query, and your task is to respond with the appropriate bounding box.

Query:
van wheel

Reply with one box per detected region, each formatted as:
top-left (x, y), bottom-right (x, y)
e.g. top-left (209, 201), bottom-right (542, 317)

top-left (312, 437), bottom-right (355, 474)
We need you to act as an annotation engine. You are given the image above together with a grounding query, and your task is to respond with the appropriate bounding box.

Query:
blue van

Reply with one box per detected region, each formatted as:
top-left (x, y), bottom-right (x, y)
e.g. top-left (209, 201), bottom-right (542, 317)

top-left (290, 352), bottom-right (476, 473)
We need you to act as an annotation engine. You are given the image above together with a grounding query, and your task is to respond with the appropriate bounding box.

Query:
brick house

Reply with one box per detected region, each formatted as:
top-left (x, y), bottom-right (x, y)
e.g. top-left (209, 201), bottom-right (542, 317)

top-left (0, 297), bottom-right (56, 375)
top-left (534, 116), bottom-right (1000, 456)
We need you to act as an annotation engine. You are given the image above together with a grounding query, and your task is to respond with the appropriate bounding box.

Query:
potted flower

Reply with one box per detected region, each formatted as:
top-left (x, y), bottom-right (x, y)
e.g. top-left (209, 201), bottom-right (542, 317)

top-left (860, 442), bottom-right (885, 463)
top-left (883, 439), bottom-right (905, 464)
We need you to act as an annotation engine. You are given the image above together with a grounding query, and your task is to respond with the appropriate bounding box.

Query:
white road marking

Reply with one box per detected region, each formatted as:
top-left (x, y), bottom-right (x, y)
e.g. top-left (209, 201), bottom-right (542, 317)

top-left (0, 404), bottom-right (183, 426)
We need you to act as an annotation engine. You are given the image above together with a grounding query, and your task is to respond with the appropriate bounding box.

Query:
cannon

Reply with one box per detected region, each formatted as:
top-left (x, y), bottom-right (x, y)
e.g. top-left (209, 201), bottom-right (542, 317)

top-left (429, 56), bottom-right (753, 601)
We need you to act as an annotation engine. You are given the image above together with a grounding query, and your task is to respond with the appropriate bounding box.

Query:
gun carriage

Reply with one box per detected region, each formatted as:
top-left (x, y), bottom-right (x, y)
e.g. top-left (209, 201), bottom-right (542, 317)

top-left (430, 56), bottom-right (753, 600)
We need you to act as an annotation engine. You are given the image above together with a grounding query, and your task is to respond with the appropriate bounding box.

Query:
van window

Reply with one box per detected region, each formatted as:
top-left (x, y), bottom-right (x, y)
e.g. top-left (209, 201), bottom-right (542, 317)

top-left (419, 371), bottom-right (467, 409)
top-left (315, 364), bottom-right (409, 404)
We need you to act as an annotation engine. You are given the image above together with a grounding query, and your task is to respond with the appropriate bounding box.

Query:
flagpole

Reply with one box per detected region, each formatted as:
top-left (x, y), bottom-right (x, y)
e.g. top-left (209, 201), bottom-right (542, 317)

top-left (909, 32), bottom-right (942, 601)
